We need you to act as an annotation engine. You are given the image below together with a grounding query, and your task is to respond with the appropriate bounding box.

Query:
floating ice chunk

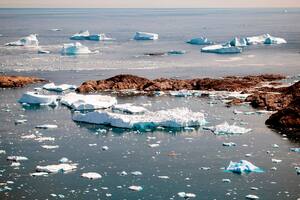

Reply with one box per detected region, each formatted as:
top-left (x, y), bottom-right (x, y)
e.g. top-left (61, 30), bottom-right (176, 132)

top-left (112, 103), bottom-right (148, 114)
top-left (128, 185), bottom-right (143, 191)
top-left (5, 34), bottom-right (39, 46)
top-left (229, 37), bottom-right (248, 47)
top-left (223, 142), bottom-right (236, 147)
top-left (134, 32), bottom-right (158, 40)
top-left (43, 83), bottom-right (76, 92)
top-left (169, 90), bottom-right (193, 97)
top-left (11, 162), bottom-right (21, 167)
top-left (246, 34), bottom-right (270, 45)
top-left (246, 194), bottom-right (259, 199)
top-left (81, 172), bottom-right (102, 180)
top-left (15, 119), bottom-right (27, 124)
top-left (290, 148), bottom-right (300, 153)
top-left (296, 167), bottom-right (300, 175)
top-left (18, 92), bottom-right (58, 106)
top-left (35, 136), bottom-right (55, 142)
top-left (264, 36), bottom-right (287, 44)
top-left (62, 42), bottom-right (95, 55)
top-left (36, 163), bottom-right (77, 173)
top-left (226, 160), bottom-right (263, 174)
top-left (59, 157), bottom-right (70, 163)
top-left (0, 150), bottom-right (6, 154)
top-left (131, 171), bottom-right (142, 176)
top-left (222, 179), bottom-right (231, 183)
top-left (7, 156), bottom-right (28, 161)
top-left (70, 30), bottom-right (90, 40)
top-left (120, 171), bottom-right (128, 176)
top-left (212, 122), bottom-right (252, 135)
top-left (272, 144), bottom-right (279, 148)
top-left (271, 159), bottom-right (282, 163)
top-left (41, 145), bottom-right (59, 149)
top-left (201, 44), bottom-right (242, 54)
top-left (35, 124), bottom-right (58, 129)
top-left (73, 108), bottom-right (206, 130)
top-left (87, 34), bottom-right (114, 41)
top-left (158, 175), bottom-right (169, 179)
top-left (177, 192), bottom-right (196, 198)
top-left (30, 172), bottom-right (48, 177)
top-left (50, 28), bottom-right (61, 32)
top-left (187, 37), bottom-right (213, 45)
top-left (61, 93), bottom-right (117, 111)
top-left (148, 143), bottom-right (159, 148)
top-left (167, 50), bottom-right (186, 55)
top-left (21, 134), bottom-right (36, 139)
top-left (102, 146), bottom-right (109, 151)
top-left (38, 49), bottom-right (50, 54)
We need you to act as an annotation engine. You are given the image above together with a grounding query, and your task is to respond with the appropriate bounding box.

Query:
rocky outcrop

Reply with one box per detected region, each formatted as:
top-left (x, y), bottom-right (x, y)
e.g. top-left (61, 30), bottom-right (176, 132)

top-left (0, 75), bottom-right (46, 88)
top-left (76, 74), bottom-right (285, 93)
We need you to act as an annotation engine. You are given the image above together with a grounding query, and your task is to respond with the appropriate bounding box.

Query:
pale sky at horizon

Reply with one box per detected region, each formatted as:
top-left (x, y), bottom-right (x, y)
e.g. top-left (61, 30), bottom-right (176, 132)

top-left (1, 0), bottom-right (300, 8)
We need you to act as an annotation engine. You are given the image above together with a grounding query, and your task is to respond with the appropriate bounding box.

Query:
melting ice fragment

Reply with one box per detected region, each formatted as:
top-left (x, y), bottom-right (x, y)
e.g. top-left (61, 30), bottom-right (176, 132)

top-left (61, 93), bottom-right (117, 111)
top-left (210, 122), bottom-right (252, 135)
top-left (43, 83), bottom-right (76, 92)
top-left (35, 124), bottom-right (58, 129)
top-left (225, 160), bottom-right (263, 174)
top-left (264, 36), bottom-right (287, 44)
top-left (70, 30), bottom-right (90, 40)
top-left (72, 107), bottom-right (207, 130)
top-left (187, 37), bottom-right (213, 45)
top-left (128, 185), bottom-right (143, 191)
top-left (18, 92), bottom-right (58, 106)
top-left (5, 34), bottom-right (39, 46)
top-left (36, 163), bottom-right (77, 173)
top-left (112, 103), bottom-right (148, 114)
top-left (177, 192), bottom-right (196, 198)
top-left (201, 44), bottom-right (242, 54)
top-left (131, 171), bottom-right (143, 176)
top-left (81, 172), bottom-right (102, 180)
top-left (7, 156), bottom-right (28, 161)
top-left (134, 32), bottom-right (158, 40)
top-left (246, 34), bottom-right (270, 45)
top-left (30, 172), bottom-right (49, 177)
top-left (61, 42), bottom-right (96, 55)
top-left (38, 49), bottom-right (50, 54)
top-left (223, 142), bottom-right (236, 147)
top-left (229, 37), bottom-right (248, 47)
top-left (41, 145), bottom-right (59, 149)
top-left (246, 194), bottom-right (260, 199)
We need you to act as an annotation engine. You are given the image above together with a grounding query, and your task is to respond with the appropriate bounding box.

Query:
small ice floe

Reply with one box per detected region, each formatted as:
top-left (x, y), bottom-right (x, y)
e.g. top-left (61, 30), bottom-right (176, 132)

top-left (102, 146), bottom-right (109, 151)
top-left (290, 148), bottom-right (300, 153)
top-left (296, 167), bottom-right (300, 175)
top-left (128, 185), bottom-right (143, 191)
top-left (177, 192), bottom-right (196, 198)
top-left (264, 36), bottom-right (287, 44)
top-left (41, 145), bottom-right (59, 149)
top-left (35, 124), bottom-right (58, 129)
top-left (21, 134), bottom-right (36, 139)
top-left (112, 103), bottom-right (148, 114)
top-left (245, 154), bottom-right (252, 157)
top-left (158, 175), bottom-right (170, 179)
top-left (5, 34), bottom-right (39, 46)
top-left (167, 50), bottom-right (186, 55)
top-left (134, 32), bottom-right (158, 40)
top-left (11, 162), bottom-right (21, 167)
top-left (208, 122), bottom-right (251, 135)
top-left (36, 163), bottom-right (77, 173)
top-left (246, 34), bottom-right (270, 45)
top-left (81, 172), bottom-right (102, 180)
top-left (7, 156), bottom-right (28, 161)
top-left (61, 92), bottom-right (117, 111)
top-left (120, 171), bottom-right (128, 176)
top-left (15, 119), bottom-right (27, 124)
top-left (222, 179), bottom-right (231, 183)
top-left (223, 142), bottom-right (236, 147)
top-left (61, 42), bottom-right (97, 55)
top-left (18, 92), bottom-right (58, 106)
top-left (38, 48), bottom-right (50, 54)
top-left (272, 144), bottom-right (279, 148)
top-left (35, 136), bottom-right (55, 142)
top-left (186, 37), bottom-right (213, 45)
top-left (245, 194), bottom-right (260, 199)
top-left (0, 150), bottom-right (6, 154)
top-left (30, 172), bottom-right (49, 177)
top-left (200, 167), bottom-right (211, 170)
top-left (270, 167), bottom-right (277, 171)
top-left (43, 83), bottom-right (76, 92)
top-left (131, 171), bottom-right (142, 176)
top-left (169, 90), bottom-right (193, 97)
top-left (201, 44), bottom-right (242, 54)
top-left (250, 187), bottom-right (259, 190)
top-left (256, 110), bottom-right (275, 114)
top-left (148, 143), bottom-right (159, 148)
top-left (49, 28), bottom-right (61, 32)
top-left (229, 37), bottom-right (248, 47)
top-left (70, 30), bottom-right (90, 40)
top-left (225, 160), bottom-right (263, 174)
top-left (59, 157), bottom-right (70, 163)
top-left (271, 159), bottom-right (282, 163)
top-left (73, 107), bottom-right (206, 130)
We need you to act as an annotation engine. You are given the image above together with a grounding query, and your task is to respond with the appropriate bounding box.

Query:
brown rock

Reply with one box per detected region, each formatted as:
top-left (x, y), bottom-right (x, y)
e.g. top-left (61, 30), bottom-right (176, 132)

top-left (0, 75), bottom-right (46, 88)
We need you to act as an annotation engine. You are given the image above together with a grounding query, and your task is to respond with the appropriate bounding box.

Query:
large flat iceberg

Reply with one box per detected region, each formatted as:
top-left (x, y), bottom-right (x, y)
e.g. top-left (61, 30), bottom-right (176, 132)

top-left (134, 32), bottom-right (158, 40)
top-left (5, 34), bottom-right (39, 46)
top-left (60, 92), bottom-right (117, 111)
top-left (43, 83), bottom-right (76, 92)
top-left (112, 103), bottom-right (148, 114)
top-left (36, 163), bottom-right (77, 173)
top-left (187, 37), bottom-right (213, 45)
top-left (61, 42), bottom-right (95, 55)
top-left (73, 107), bottom-right (207, 130)
top-left (201, 44), bottom-right (242, 54)
top-left (18, 92), bottom-right (57, 106)
top-left (225, 160), bottom-right (263, 174)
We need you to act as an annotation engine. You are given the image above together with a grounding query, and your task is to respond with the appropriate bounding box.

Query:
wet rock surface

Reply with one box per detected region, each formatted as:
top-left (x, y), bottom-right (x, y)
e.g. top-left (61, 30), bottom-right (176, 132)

top-left (0, 75), bottom-right (46, 88)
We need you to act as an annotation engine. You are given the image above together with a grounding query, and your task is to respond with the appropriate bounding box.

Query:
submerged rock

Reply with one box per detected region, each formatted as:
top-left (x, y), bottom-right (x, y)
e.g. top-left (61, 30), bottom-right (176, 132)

top-left (134, 32), bottom-right (158, 40)
top-left (226, 160), bottom-right (263, 174)
top-left (201, 44), bottom-right (242, 54)
top-left (5, 34), bottom-right (39, 46)
top-left (0, 75), bottom-right (46, 88)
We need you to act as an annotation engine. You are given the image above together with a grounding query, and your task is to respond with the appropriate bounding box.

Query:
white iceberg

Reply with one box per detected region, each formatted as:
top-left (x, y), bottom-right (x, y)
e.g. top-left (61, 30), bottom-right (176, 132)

top-left (81, 172), bottom-right (102, 179)
top-left (229, 37), bottom-right (248, 47)
top-left (43, 83), bottom-right (76, 92)
top-left (187, 37), bottom-right (213, 45)
top-left (70, 30), bottom-right (90, 40)
top-left (30, 172), bottom-right (49, 177)
top-left (148, 143), bottom-right (159, 148)
top-left (246, 194), bottom-right (260, 199)
top-left (177, 192), bottom-right (196, 198)
top-left (131, 171), bottom-right (143, 176)
top-left (61, 93), bottom-right (117, 111)
top-left (5, 34), bottom-right (39, 46)
top-left (211, 122), bottom-right (252, 135)
top-left (264, 36), bottom-right (287, 44)
top-left (36, 163), bottom-right (77, 173)
top-left (102, 146), bottom-right (109, 151)
top-left (61, 42), bottom-right (95, 55)
top-left (223, 142), bottom-right (236, 147)
top-left (246, 34), bottom-right (270, 45)
top-left (201, 44), bottom-right (242, 54)
top-left (134, 32), bottom-right (158, 40)
top-left (18, 92), bottom-right (58, 106)
top-left (128, 185), bottom-right (143, 191)
top-left (112, 103), bottom-right (148, 114)
top-left (225, 160), bottom-right (263, 174)
top-left (72, 107), bottom-right (207, 130)
top-left (7, 156), bottom-right (28, 161)
top-left (41, 145), bottom-right (59, 149)
top-left (87, 34), bottom-right (114, 41)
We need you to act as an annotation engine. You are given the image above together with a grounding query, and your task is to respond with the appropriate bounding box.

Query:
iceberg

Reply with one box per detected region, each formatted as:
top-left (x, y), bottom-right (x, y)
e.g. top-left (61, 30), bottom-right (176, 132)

top-left (70, 30), bottom-right (90, 40)
top-left (226, 160), bottom-right (263, 174)
top-left (36, 163), bottom-right (77, 173)
top-left (246, 34), bottom-right (270, 45)
top-left (7, 156), bottom-right (28, 161)
top-left (112, 103), bottom-right (148, 114)
top-left (18, 92), bottom-right (57, 105)
top-left (177, 192), bottom-right (196, 198)
top-left (35, 124), bottom-right (58, 129)
top-left (264, 36), bottom-right (287, 44)
top-left (30, 172), bottom-right (49, 177)
top-left (134, 32), bottom-right (158, 40)
top-left (128, 185), bottom-right (143, 191)
top-left (72, 107), bottom-right (206, 130)
top-left (223, 142), bottom-right (236, 147)
top-left (131, 171), bottom-right (143, 176)
top-left (5, 34), bottom-right (39, 46)
top-left (38, 49), bottom-right (50, 54)
top-left (211, 122), bottom-right (252, 135)
top-left (87, 34), bottom-right (114, 41)
top-left (43, 83), bottom-right (76, 92)
top-left (201, 44), bottom-right (242, 54)
top-left (229, 37), bottom-right (248, 47)
top-left (187, 37), bottom-right (213, 45)
top-left (61, 42), bottom-right (95, 55)
top-left (81, 172), bottom-right (102, 179)
top-left (290, 148), bottom-right (300, 153)
top-left (61, 93), bottom-right (117, 111)
top-left (246, 194), bottom-right (260, 199)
